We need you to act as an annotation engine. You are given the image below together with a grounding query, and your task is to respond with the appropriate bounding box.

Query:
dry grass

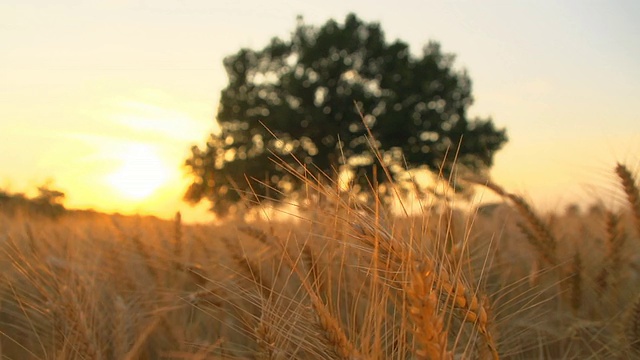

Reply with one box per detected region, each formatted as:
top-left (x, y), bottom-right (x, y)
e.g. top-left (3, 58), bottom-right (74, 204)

top-left (0, 162), bottom-right (639, 359)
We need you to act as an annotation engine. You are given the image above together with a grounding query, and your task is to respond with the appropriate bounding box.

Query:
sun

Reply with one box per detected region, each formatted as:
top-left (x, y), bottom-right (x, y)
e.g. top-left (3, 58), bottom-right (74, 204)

top-left (106, 144), bottom-right (172, 200)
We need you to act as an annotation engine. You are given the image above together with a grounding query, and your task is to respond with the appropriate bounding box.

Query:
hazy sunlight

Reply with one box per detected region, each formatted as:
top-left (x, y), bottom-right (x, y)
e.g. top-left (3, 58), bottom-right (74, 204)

top-left (106, 144), bottom-right (172, 200)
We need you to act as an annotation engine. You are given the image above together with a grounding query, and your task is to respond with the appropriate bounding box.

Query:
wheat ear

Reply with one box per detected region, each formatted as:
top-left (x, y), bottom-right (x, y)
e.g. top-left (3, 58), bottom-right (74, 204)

top-left (568, 249), bottom-right (582, 314)
top-left (597, 211), bottom-right (624, 294)
top-left (220, 236), bottom-right (274, 300)
top-left (112, 295), bottom-right (132, 358)
top-left (254, 310), bottom-right (285, 360)
top-left (406, 261), bottom-right (452, 360)
top-left (56, 284), bottom-right (101, 359)
top-left (482, 181), bottom-right (557, 266)
top-left (624, 293), bottom-right (640, 356)
top-left (173, 211), bottom-right (183, 261)
top-left (436, 267), bottom-right (499, 360)
top-left (273, 233), bottom-right (361, 360)
top-left (309, 291), bottom-right (360, 360)
top-left (353, 214), bottom-right (499, 358)
top-left (616, 163), bottom-right (640, 238)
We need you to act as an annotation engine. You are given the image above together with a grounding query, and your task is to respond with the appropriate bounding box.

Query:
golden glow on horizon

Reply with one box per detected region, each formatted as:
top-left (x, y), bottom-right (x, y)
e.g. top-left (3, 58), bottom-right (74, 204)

top-left (31, 94), bottom-right (219, 222)
top-left (106, 144), bottom-right (172, 201)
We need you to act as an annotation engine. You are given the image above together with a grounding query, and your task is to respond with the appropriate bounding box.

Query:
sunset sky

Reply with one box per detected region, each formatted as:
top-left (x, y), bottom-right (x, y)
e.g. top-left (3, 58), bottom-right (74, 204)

top-left (1, 1), bottom-right (639, 222)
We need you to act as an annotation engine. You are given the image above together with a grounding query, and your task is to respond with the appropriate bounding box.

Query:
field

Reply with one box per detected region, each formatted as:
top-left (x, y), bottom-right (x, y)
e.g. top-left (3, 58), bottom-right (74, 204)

top-left (1, 163), bottom-right (639, 359)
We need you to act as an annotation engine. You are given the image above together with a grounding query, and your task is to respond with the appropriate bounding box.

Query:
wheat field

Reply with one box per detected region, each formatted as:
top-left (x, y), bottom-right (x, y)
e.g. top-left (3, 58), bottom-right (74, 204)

top-left (1, 163), bottom-right (639, 359)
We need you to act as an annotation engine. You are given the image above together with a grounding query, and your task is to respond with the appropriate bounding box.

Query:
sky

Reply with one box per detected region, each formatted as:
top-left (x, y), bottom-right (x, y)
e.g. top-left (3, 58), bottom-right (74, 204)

top-left (1, 0), bottom-right (639, 222)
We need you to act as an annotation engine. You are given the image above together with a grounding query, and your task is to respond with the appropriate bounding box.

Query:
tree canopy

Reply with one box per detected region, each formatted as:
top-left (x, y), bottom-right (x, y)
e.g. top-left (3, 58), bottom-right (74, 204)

top-left (185, 13), bottom-right (507, 215)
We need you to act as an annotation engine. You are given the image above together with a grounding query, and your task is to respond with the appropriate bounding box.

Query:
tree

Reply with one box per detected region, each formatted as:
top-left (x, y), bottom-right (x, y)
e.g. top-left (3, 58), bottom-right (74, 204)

top-left (185, 13), bottom-right (507, 215)
top-left (33, 185), bottom-right (66, 218)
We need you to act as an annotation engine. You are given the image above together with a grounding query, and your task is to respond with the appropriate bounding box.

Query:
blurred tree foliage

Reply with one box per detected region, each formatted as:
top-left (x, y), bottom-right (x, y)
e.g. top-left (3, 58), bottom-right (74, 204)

top-left (0, 185), bottom-right (66, 218)
top-left (185, 13), bottom-right (507, 215)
